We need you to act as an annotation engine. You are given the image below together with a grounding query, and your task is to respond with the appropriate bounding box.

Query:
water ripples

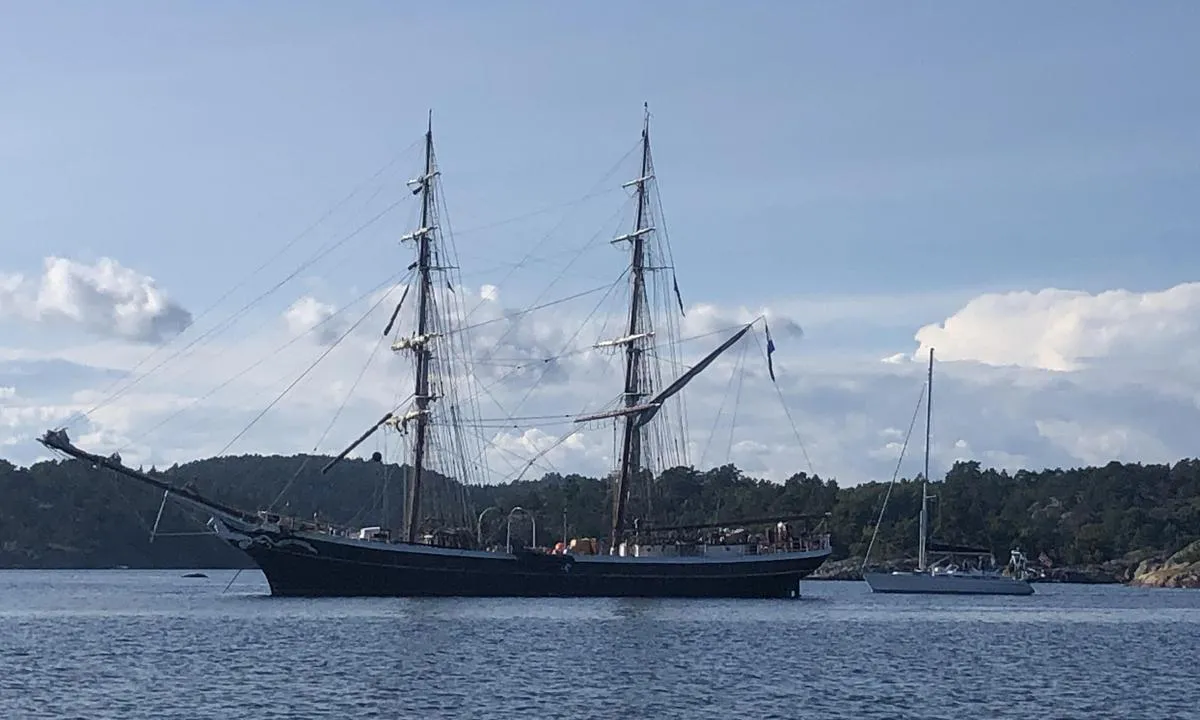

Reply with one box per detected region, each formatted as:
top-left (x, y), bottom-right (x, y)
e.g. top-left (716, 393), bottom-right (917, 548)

top-left (0, 571), bottom-right (1198, 719)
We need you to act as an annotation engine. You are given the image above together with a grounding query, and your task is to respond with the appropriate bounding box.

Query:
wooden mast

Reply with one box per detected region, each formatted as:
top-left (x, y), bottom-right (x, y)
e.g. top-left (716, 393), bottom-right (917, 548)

top-left (404, 112), bottom-right (437, 543)
top-left (610, 104), bottom-right (653, 554)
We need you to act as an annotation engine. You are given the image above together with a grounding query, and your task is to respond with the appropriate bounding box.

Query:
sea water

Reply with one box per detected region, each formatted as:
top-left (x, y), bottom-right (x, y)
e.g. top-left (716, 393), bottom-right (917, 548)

top-left (0, 570), bottom-right (1197, 719)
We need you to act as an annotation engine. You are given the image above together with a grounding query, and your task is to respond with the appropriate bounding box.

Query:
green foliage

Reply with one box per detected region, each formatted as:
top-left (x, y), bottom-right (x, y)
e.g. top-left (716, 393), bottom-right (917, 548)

top-left (1, 452), bottom-right (1198, 568)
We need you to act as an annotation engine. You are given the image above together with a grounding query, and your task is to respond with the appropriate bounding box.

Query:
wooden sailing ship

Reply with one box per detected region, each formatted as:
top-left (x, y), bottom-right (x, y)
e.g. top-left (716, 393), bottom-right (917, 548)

top-left (40, 107), bottom-right (832, 598)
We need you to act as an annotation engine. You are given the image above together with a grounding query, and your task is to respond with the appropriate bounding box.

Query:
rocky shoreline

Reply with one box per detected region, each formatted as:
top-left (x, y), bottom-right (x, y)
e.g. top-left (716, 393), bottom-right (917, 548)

top-left (808, 541), bottom-right (1200, 589)
top-left (1128, 540), bottom-right (1200, 588)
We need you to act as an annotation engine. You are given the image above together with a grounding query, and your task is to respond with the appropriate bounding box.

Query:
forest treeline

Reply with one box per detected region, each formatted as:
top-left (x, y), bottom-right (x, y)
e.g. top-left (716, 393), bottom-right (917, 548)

top-left (1, 452), bottom-right (1199, 569)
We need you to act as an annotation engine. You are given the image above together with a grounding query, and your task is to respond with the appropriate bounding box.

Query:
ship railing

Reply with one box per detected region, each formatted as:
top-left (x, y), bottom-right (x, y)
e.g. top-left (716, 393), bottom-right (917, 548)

top-left (265, 512), bottom-right (345, 537)
top-left (754, 533), bottom-right (832, 555)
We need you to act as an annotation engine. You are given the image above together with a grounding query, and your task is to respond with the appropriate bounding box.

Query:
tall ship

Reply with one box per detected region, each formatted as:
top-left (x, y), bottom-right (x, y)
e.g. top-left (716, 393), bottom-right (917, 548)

top-left (862, 349), bottom-right (1035, 596)
top-left (39, 107), bottom-right (832, 598)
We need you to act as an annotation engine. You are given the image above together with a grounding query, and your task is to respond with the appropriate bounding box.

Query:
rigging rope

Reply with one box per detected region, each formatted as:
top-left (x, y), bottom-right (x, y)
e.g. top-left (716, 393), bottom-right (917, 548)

top-left (458, 138), bottom-right (641, 325)
top-left (430, 272), bottom-right (629, 481)
top-left (723, 341), bottom-right (750, 465)
top-left (638, 136), bottom-right (690, 472)
top-left (58, 139), bottom-right (423, 429)
top-left (383, 132), bottom-right (736, 485)
top-left (457, 319), bottom-right (759, 483)
top-left (430, 171), bottom-right (492, 489)
top-left (214, 277), bottom-right (403, 457)
top-left (861, 377), bottom-right (928, 574)
top-left (343, 428), bottom-right (396, 531)
top-left (466, 413), bottom-right (578, 424)
top-left (469, 268), bottom-right (630, 461)
top-left (118, 271), bottom-right (408, 454)
top-left (699, 339), bottom-right (747, 468)
top-left (472, 427), bottom-right (561, 480)
top-left (509, 428), bottom-right (585, 484)
top-left (435, 146), bottom-right (640, 476)
top-left (452, 186), bottom-right (625, 238)
top-left (751, 330), bottom-right (819, 478)
top-left (266, 322), bottom-right (409, 514)
top-left (319, 269), bottom-right (412, 447)
top-left (469, 322), bottom-right (752, 369)
top-left (222, 569), bottom-right (244, 594)
top-left (464, 200), bottom-right (630, 374)
top-left (79, 193), bottom-right (415, 424)
top-left (448, 283), bottom-right (616, 336)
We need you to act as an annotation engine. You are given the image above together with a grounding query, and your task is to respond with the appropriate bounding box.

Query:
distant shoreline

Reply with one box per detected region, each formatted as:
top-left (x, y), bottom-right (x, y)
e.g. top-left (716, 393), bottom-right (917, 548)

top-left (4, 453), bottom-right (1198, 591)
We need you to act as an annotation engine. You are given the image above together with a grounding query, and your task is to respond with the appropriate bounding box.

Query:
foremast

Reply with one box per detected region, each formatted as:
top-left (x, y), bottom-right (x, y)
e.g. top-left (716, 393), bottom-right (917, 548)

top-left (611, 105), bottom-right (654, 553)
top-left (319, 112), bottom-right (483, 540)
top-left (399, 114), bottom-right (438, 544)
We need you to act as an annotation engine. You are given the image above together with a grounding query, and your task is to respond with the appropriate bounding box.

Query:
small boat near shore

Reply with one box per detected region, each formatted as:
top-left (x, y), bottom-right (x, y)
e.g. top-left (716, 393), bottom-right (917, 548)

top-left (863, 547), bottom-right (1036, 596)
top-left (862, 349), bottom-right (1035, 596)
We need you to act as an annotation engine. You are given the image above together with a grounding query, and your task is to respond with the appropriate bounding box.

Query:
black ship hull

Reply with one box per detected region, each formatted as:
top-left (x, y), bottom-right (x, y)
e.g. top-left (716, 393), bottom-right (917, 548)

top-left (215, 521), bottom-right (831, 599)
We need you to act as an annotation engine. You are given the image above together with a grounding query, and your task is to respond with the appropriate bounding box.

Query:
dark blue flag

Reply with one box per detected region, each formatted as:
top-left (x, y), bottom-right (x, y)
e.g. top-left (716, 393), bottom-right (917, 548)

top-left (764, 321), bottom-right (777, 382)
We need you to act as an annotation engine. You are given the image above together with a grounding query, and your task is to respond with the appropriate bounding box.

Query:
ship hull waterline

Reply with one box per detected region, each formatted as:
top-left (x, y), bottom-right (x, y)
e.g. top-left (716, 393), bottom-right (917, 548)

top-left (862, 570), bottom-right (1035, 596)
top-left (215, 521), bottom-right (832, 599)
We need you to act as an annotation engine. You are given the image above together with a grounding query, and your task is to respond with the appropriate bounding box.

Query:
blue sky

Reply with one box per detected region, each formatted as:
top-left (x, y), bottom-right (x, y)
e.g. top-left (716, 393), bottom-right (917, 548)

top-left (5, 2), bottom-right (1198, 307)
top-left (2, 2), bottom-right (1200, 482)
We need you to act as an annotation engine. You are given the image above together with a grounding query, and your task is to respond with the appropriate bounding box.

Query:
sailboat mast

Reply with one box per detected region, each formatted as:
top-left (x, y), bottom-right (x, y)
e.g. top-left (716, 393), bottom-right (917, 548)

top-left (918, 347), bottom-right (933, 571)
top-left (610, 104), bottom-right (652, 554)
top-left (404, 114), bottom-right (436, 544)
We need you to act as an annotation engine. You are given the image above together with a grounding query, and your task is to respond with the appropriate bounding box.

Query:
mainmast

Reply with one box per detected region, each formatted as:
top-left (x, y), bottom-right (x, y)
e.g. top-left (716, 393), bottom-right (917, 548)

top-left (918, 347), bottom-right (933, 571)
top-left (402, 113), bottom-right (438, 543)
top-left (610, 104), bottom-right (654, 553)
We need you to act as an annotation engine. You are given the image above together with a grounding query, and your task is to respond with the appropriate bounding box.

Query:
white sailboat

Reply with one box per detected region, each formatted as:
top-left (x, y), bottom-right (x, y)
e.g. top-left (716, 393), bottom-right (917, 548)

top-left (862, 349), bottom-right (1036, 596)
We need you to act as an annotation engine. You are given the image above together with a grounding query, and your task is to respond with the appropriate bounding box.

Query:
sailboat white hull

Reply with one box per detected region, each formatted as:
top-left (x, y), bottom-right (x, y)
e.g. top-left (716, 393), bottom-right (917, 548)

top-left (863, 570), bottom-right (1034, 596)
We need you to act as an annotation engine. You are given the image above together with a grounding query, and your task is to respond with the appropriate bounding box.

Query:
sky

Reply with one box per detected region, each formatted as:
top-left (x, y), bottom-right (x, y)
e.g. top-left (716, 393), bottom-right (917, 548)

top-left (2, 1), bottom-right (1200, 487)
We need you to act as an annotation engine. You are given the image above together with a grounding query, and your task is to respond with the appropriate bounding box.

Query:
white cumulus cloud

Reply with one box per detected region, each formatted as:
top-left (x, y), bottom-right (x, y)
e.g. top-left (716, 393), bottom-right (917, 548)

top-left (914, 283), bottom-right (1200, 372)
top-left (1, 277), bottom-right (1198, 489)
top-left (283, 296), bottom-right (346, 345)
top-left (0, 257), bottom-right (192, 343)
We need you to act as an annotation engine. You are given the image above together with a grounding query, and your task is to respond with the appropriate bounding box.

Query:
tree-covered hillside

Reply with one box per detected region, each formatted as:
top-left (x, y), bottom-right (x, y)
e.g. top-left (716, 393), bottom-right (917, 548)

top-left (1, 453), bottom-right (1198, 571)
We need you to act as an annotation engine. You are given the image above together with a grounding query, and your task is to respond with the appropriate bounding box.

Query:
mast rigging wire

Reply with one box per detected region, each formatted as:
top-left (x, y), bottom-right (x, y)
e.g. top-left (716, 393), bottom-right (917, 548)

top-left (458, 138), bottom-right (641, 325)
top-left (78, 193), bottom-right (416, 423)
top-left (62, 139), bottom-right (423, 426)
top-left (216, 277), bottom-right (404, 457)
top-left (117, 271), bottom-right (408, 455)
top-left (750, 329), bottom-right (818, 478)
top-left (861, 377), bottom-right (928, 574)
top-left (266, 315), bottom-right (410, 513)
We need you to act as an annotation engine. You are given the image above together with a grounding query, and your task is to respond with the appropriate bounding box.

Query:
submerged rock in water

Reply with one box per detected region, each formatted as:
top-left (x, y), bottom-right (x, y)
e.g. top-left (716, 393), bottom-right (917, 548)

top-left (1129, 540), bottom-right (1200, 589)
top-left (182, 572), bottom-right (208, 578)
